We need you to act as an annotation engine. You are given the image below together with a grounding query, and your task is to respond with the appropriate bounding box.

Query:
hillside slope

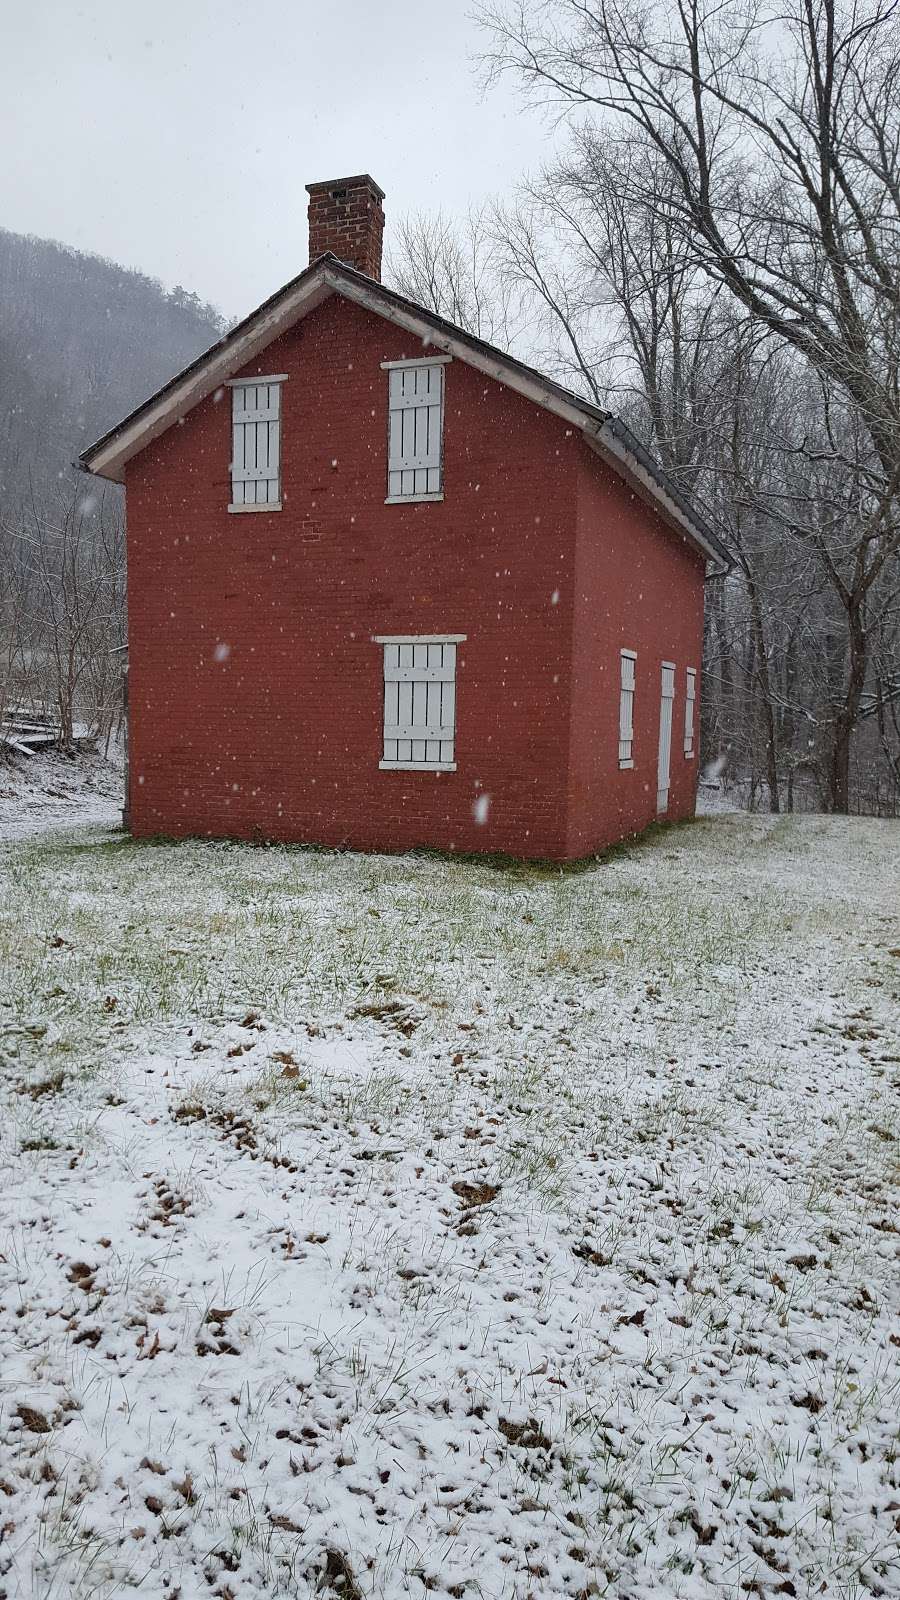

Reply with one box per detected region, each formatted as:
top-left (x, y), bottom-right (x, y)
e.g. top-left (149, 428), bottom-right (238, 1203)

top-left (0, 228), bottom-right (225, 514)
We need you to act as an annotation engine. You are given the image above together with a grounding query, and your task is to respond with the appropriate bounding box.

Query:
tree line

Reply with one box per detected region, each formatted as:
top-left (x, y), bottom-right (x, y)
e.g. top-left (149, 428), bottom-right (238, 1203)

top-left (391, 0), bottom-right (900, 814)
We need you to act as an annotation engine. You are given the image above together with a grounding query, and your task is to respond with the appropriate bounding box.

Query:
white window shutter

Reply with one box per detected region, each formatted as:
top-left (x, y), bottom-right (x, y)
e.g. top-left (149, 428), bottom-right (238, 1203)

top-left (657, 663), bottom-right (676, 811)
top-left (231, 382), bottom-right (281, 507)
top-left (381, 639), bottom-right (459, 769)
top-left (684, 667), bottom-right (697, 756)
top-left (387, 364), bottom-right (444, 499)
top-left (619, 650), bottom-right (636, 767)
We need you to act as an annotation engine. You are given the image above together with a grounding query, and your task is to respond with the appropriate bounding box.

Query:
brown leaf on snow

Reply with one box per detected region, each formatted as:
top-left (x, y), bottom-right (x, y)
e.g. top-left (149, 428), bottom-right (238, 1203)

top-left (688, 1511), bottom-right (718, 1546)
top-left (349, 999), bottom-right (420, 1037)
top-left (173, 1473), bottom-right (196, 1505)
top-left (791, 1392), bottom-right (825, 1413)
top-left (572, 1240), bottom-right (610, 1267)
top-left (617, 1307), bottom-right (646, 1328)
top-left (498, 1416), bottom-right (552, 1450)
top-left (67, 1261), bottom-right (96, 1291)
top-left (16, 1405), bottom-right (50, 1434)
top-left (451, 1180), bottom-right (500, 1209)
top-left (205, 1307), bottom-right (235, 1324)
top-left (269, 1511), bottom-right (304, 1533)
top-left (323, 1548), bottom-right (363, 1598)
top-left (72, 1326), bottom-right (101, 1348)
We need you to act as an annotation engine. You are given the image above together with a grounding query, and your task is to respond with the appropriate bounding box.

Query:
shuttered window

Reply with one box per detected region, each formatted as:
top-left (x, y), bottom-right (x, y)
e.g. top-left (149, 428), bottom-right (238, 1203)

top-left (384, 358), bottom-right (447, 501)
top-left (619, 650), bottom-right (636, 768)
top-left (228, 377), bottom-right (285, 510)
top-left (376, 635), bottom-right (464, 770)
top-left (684, 667), bottom-right (697, 757)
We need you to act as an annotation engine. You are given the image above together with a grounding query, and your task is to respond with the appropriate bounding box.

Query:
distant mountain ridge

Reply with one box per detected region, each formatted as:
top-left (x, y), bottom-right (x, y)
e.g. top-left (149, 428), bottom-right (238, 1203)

top-left (0, 227), bottom-right (226, 516)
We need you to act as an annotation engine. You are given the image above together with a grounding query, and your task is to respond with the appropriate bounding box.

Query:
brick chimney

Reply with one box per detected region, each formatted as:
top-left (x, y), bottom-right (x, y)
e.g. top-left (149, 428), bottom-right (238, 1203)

top-left (306, 174), bottom-right (385, 281)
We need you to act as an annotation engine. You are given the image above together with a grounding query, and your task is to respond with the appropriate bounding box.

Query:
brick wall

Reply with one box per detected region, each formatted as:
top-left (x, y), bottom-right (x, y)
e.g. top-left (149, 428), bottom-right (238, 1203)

top-left (124, 292), bottom-right (707, 861)
top-left (566, 442), bottom-right (706, 855)
top-left (125, 294), bottom-right (578, 858)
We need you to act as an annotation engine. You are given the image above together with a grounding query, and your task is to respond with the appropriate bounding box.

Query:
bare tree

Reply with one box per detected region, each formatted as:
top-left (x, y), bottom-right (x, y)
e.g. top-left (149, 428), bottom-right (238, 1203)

top-left (388, 207), bottom-right (521, 345)
top-left (479, 0), bottom-right (900, 809)
top-left (2, 484), bottom-right (125, 751)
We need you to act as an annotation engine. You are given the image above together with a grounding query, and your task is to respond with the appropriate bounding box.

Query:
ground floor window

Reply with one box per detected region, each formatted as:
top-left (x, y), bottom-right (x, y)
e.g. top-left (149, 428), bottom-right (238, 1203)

top-left (374, 635), bottom-right (465, 771)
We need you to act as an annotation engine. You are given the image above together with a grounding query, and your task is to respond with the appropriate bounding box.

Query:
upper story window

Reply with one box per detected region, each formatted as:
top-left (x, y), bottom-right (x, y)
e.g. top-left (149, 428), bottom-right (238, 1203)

top-left (382, 357), bottom-right (449, 503)
top-left (227, 376), bottom-right (286, 512)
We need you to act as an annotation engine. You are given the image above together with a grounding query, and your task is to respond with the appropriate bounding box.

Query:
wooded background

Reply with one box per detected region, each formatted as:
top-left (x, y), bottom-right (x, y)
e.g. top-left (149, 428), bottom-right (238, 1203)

top-left (1, 0), bottom-right (897, 813)
top-left (0, 229), bottom-right (222, 754)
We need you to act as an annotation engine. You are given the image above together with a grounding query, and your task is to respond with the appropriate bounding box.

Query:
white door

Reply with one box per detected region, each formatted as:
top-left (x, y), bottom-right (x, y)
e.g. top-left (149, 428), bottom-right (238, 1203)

top-left (657, 663), bottom-right (676, 813)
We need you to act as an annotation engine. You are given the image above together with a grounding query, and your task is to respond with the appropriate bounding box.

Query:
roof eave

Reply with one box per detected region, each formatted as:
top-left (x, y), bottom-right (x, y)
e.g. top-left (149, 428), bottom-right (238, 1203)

top-left (77, 254), bottom-right (731, 575)
top-left (327, 266), bottom-right (607, 435)
top-left (79, 259), bottom-right (337, 482)
top-left (586, 424), bottom-right (731, 576)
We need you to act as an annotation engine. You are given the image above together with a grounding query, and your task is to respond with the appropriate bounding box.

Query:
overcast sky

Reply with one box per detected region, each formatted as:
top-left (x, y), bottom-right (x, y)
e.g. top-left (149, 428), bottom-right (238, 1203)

top-left (1, 0), bottom-right (555, 319)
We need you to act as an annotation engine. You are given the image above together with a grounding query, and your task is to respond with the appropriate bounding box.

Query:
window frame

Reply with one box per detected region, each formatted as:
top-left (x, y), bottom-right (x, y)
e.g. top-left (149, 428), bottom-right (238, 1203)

top-left (381, 356), bottom-right (450, 504)
top-left (619, 649), bottom-right (637, 769)
top-left (226, 374), bottom-right (287, 514)
top-left (373, 632), bottom-right (465, 772)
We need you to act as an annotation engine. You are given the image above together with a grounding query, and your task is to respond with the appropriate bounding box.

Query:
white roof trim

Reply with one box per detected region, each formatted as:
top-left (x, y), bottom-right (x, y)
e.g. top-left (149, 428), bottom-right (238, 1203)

top-left (81, 258), bottom-right (595, 484)
top-left (82, 275), bottom-right (333, 482)
top-left (332, 269), bottom-right (594, 435)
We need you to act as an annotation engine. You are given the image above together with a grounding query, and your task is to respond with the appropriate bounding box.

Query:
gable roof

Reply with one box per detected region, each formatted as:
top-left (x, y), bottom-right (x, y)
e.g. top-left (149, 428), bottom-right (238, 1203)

top-left (79, 253), bottom-right (730, 573)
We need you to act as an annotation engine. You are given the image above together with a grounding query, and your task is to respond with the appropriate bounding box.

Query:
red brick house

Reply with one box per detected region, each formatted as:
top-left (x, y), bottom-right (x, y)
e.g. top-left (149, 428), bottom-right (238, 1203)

top-left (80, 174), bottom-right (729, 861)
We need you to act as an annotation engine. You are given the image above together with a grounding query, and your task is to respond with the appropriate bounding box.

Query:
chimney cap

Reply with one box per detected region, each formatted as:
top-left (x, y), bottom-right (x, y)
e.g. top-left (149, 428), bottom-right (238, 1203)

top-left (305, 173), bottom-right (385, 201)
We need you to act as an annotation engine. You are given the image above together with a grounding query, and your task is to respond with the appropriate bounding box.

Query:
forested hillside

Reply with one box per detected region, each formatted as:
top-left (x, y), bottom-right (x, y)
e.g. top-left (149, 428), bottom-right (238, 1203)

top-left (0, 227), bottom-right (225, 514)
top-left (0, 228), bottom-right (226, 747)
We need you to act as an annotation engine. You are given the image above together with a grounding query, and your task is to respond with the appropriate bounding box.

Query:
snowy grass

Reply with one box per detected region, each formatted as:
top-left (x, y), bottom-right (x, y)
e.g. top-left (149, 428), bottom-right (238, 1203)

top-left (0, 811), bottom-right (898, 1599)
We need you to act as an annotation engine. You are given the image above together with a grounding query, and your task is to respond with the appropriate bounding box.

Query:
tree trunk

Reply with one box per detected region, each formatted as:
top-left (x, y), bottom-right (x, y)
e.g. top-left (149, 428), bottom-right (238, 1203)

top-left (745, 569), bottom-right (780, 813)
top-left (827, 601), bottom-right (867, 813)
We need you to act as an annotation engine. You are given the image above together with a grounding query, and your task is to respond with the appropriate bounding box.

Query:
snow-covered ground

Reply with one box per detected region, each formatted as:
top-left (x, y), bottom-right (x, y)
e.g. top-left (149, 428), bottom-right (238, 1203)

top-left (0, 747), bottom-right (122, 840)
top-left (0, 789), bottom-right (897, 1599)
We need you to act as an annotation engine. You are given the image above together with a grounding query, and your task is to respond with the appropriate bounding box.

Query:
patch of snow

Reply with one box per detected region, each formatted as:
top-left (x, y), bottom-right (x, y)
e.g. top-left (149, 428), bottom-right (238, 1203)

top-left (0, 747), bottom-right (123, 841)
